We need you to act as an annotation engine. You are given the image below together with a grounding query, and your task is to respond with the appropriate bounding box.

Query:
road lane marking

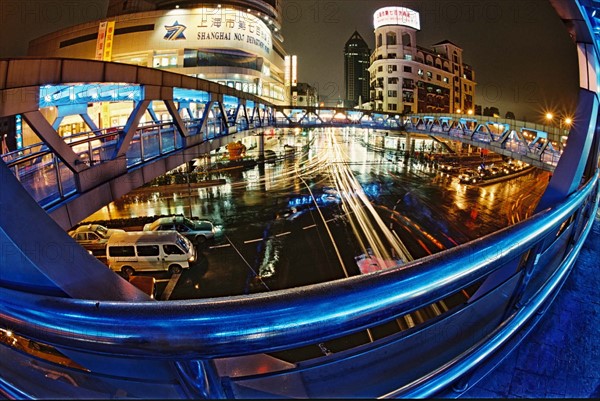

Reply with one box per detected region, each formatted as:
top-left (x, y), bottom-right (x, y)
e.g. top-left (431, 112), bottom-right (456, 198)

top-left (209, 244), bottom-right (232, 249)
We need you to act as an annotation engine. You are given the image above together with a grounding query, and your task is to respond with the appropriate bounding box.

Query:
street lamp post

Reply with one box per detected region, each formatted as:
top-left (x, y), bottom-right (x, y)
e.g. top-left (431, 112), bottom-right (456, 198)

top-left (544, 112), bottom-right (554, 133)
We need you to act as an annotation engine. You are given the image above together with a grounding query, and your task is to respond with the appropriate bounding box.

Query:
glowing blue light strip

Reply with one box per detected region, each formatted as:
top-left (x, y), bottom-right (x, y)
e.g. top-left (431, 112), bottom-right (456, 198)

top-left (173, 87), bottom-right (210, 103)
top-left (223, 95), bottom-right (239, 108)
top-left (39, 84), bottom-right (142, 108)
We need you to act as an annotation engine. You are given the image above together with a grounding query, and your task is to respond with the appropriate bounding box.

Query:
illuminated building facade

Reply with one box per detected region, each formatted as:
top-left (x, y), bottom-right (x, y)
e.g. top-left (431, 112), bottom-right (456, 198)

top-left (28, 0), bottom-right (288, 108)
top-left (368, 7), bottom-right (476, 114)
top-left (284, 54), bottom-right (298, 105)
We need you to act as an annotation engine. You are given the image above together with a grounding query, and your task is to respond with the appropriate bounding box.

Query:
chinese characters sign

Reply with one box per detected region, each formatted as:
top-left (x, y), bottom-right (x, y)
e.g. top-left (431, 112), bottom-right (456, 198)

top-left (373, 7), bottom-right (420, 30)
top-left (154, 8), bottom-right (273, 57)
top-left (95, 20), bottom-right (115, 61)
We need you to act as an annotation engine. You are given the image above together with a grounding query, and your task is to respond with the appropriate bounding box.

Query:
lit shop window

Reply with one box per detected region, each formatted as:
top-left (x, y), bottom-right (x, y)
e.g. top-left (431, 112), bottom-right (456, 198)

top-left (153, 54), bottom-right (178, 68)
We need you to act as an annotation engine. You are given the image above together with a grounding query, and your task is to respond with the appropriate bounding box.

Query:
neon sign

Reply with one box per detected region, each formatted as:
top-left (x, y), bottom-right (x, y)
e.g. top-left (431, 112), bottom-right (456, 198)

top-left (374, 7), bottom-right (420, 30)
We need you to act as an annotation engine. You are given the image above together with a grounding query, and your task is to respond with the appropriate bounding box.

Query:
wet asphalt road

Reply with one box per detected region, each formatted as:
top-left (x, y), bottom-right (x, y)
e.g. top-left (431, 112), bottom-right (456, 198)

top-left (84, 128), bottom-right (550, 300)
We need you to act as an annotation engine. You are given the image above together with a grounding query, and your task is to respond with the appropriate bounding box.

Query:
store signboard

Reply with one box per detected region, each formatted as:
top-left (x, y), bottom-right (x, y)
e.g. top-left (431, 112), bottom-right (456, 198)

top-left (103, 21), bottom-right (116, 61)
top-left (154, 8), bottom-right (273, 57)
top-left (95, 21), bottom-right (107, 60)
top-left (373, 7), bottom-right (420, 30)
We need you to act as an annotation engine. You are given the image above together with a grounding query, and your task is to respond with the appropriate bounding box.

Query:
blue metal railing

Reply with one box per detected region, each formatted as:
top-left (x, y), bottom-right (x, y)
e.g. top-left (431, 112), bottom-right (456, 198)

top-left (0, 0), bottom-right (598, 397)
top-left (0, 170), bottom-right (597, 397)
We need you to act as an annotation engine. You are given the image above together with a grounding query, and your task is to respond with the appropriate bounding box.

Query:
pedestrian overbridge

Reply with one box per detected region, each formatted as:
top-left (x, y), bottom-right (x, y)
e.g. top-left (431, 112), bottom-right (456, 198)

top-left (0, 58), bottom-right (276, 229)
top-left (0, 0), bottom-right (598, 397)
top-left (274, 108), bottom-right (564, 170)
top-left (1, 58), bottom-right (565, 231)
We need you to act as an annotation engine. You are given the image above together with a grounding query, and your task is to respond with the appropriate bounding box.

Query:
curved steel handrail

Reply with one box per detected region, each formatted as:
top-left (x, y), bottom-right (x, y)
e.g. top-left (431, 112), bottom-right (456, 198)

top-left (0, 172), bottom-right (596, 360)
top-left (389, 189), bottom-right (599, 398)
top-left (0, 1), bottom-right (597, 398)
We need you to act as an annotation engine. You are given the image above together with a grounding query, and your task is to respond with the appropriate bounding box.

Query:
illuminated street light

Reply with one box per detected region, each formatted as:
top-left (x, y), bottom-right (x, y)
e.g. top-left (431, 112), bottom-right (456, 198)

top-left (467, 109), bottom-right (474, 115)
top-left (560, 116), bottom-right (573, 136)
top-left (544, 112), bottom-right (554, 133)
top-left (456, 109), bottom-right (461, 114)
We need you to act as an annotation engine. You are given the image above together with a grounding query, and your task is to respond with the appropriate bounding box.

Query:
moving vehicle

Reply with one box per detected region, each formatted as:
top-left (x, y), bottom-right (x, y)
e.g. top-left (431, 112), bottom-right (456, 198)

top-left (458, 169), bottom-right (482, 184)
top-left (143, 216), bottom-right (222, 245)
top-left (106, 231), bottom-right (196, 277)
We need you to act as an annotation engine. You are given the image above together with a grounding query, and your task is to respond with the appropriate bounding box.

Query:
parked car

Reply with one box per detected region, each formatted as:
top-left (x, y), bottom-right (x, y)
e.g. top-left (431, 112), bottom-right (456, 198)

top-left (458, 169), bottom-right (482, 184)
top-left (68, 224), bottom-right (125, 255)
top-left (143, 216), bottom-right (222, 245)
top-left (106, 231), bottom-right (195, 276)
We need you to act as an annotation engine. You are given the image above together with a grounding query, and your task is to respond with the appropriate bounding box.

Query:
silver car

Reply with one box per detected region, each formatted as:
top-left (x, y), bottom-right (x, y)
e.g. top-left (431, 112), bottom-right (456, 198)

top-left (143, 216), bottom-right (222, 245)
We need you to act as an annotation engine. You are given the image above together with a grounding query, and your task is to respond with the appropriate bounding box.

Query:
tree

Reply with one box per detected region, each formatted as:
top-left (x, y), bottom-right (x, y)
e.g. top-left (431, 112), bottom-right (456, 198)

top-left (483, 107), bottom-right (500, 117)
top-left (505, 111), bottom-right (516, 120)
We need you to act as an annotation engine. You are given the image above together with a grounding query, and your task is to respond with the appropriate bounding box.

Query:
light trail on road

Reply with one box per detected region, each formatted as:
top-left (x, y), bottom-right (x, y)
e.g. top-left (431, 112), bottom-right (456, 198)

top-left (320, 130), bottom-right (413, 267)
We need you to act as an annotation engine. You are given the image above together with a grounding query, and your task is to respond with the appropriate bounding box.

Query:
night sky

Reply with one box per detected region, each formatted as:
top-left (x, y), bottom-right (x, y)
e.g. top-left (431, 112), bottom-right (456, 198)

top-left (0, 0), bottom-right (580, 122)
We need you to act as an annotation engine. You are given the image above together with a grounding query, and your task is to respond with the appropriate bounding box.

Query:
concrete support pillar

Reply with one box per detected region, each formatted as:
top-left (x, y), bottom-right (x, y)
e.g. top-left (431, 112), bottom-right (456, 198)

top-left (404, 132), bottom-right (412, 164)
top-left (258, 131), bottom-right (265, 159)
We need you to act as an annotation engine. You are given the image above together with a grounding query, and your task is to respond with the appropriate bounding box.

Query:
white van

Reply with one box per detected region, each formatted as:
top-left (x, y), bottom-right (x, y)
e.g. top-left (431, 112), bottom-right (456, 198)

top-left (106, 231), bottom-right (196, 276)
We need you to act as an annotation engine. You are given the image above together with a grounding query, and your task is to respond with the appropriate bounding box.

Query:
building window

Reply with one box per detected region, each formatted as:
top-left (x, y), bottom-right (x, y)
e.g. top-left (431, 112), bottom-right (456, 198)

top-left (426, 71), bottom-right (432, 79)
top-left (404, 66), bottom-right (412, 73)
top-left (377, 33), bottom-right (383, 47)
top-left (404, 54), bottom-right (413, 61)
top-left (402, 33), bottom-right (411, 46)
top-left (386, 32), bottom-right (397, 46)
top-left (388, 53), bottom-right (396, 59)
top-left (378, 65), bottom-right (383, 72)
top-left (418, 69), bottom-right (424, 77)
top-left (437, 74), bottom-right (442, 81)
top-left (388, 90), bottom-right (398, 97)
top-left (388, 103), bottom-right (398, 111)
top-left (443, 77), bottom-right (449, 83)
top-left (388, 77), bottom-right (399, 84)
top-left (388, 65), bottom-right (397, 73)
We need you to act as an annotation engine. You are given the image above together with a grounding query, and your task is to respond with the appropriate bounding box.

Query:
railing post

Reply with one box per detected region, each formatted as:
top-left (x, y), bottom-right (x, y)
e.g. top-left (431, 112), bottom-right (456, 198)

top-left (54, 155), bottom-right (64, 199)
top-left (140, 131), bottom-right (145, 162)
top-left (175, 360), bottom-right (227, 399)
top-left (158, 124), bottom-right (163, 155)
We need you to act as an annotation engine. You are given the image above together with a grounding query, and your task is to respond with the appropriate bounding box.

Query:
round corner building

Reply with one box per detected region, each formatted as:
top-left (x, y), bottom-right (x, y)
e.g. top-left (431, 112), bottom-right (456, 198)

top-left (369, 6), bottom-right (476, 115)
top-left (28, 0), bottom-right (287, 105)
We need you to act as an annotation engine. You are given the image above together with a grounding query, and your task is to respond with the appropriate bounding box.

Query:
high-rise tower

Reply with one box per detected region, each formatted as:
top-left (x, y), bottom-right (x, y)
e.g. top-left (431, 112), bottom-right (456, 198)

top-left (344, 31), bottom-right (371, 107)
